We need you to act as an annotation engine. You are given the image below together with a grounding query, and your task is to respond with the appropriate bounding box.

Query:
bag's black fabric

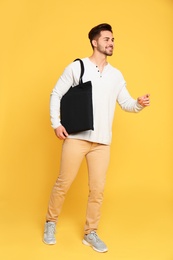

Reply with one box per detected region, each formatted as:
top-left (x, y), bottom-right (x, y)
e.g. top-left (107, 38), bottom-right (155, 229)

top-left (60, 59), bottom-right (94, 134)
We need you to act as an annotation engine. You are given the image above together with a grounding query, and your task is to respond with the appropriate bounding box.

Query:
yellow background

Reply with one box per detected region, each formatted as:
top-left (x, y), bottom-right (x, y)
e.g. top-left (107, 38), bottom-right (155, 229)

top-left (0, 0), bottom-right (172, 259)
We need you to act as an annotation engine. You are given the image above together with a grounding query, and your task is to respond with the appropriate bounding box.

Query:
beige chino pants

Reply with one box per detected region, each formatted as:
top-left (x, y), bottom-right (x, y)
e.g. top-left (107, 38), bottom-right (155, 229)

top-left (46, 138), bottom-right (110, 234)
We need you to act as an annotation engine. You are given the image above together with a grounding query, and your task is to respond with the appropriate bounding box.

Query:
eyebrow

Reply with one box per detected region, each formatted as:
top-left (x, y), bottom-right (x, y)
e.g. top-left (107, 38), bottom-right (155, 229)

top-left (103, 37), bottom-right (114, 41)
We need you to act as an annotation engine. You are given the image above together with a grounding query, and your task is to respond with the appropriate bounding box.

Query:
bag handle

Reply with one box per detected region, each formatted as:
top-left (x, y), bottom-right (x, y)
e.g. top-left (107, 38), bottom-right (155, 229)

top-left (74, 58), bottom-right (84, 84)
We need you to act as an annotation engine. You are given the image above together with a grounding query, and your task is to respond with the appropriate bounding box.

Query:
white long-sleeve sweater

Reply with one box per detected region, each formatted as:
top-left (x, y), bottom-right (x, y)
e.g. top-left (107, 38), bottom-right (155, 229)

top-left (50, 57), bottom-right (143, 145)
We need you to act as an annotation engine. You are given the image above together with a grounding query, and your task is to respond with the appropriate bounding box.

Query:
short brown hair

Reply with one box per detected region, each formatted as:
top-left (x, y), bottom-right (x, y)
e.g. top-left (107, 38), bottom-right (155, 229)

top-left (88, 23), bottom-right (113, 48)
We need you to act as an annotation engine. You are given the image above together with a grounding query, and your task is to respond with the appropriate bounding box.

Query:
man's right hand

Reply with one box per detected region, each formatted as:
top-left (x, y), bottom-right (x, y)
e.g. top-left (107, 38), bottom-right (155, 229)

top-left (54, 125), bottom-right (68, 140)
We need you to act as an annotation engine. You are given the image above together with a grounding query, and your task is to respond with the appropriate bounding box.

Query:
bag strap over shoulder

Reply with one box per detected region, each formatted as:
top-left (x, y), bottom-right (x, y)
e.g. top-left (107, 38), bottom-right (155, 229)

top-left (74, 58), bottom-right (84, 84)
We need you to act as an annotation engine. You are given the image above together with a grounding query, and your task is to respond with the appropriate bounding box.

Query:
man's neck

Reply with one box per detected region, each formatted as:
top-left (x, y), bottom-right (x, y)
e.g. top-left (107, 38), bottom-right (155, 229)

top-left (89, 52), bottom-right (108, 69)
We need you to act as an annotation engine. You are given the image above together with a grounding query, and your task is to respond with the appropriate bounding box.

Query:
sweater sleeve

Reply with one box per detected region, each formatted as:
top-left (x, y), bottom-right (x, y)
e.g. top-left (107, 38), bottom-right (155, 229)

top-left (117, 83), bottom-right (144, 113)
top-left (50, 64), bottom-right (75, 129)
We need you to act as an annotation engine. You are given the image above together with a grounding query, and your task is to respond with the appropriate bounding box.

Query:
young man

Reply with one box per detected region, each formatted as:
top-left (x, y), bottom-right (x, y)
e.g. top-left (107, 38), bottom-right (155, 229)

top-left (43, 23), bottom-right (150, 253)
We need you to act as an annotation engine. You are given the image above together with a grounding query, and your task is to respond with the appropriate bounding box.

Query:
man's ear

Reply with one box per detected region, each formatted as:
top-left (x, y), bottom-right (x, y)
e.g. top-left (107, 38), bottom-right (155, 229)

top-left (92, 39), bottom-right (97, 48)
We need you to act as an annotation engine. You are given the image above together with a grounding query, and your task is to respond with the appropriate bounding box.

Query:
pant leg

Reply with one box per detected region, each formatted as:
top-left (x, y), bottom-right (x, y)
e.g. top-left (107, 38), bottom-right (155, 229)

top-left (46, 138), bottom-right (90, 223)
top-left (84, 143), bottom-right (110, 234)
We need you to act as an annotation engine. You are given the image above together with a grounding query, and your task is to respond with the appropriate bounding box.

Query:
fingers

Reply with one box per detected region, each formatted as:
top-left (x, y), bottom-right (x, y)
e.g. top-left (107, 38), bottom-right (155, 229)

top-left (57, 132), bottom-right (66, 140)
top-left (138, 94), bottom-right (150, 107)
top-left (63, 128), bottom-right (68, 137)
top-left (54, 126), bottom-right (68, 140)
top-left (57, 132), bottom-right (68, 140)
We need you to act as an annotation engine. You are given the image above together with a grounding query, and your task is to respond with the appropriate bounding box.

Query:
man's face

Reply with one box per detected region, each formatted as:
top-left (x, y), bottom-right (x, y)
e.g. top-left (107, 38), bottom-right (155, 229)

top-left (93, 30), bottom-right (114, 56)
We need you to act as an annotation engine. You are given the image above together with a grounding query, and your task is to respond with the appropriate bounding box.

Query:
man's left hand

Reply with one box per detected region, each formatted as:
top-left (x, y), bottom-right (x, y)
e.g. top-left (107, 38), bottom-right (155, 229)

top-left (137, 94), bottom-right (150, 107)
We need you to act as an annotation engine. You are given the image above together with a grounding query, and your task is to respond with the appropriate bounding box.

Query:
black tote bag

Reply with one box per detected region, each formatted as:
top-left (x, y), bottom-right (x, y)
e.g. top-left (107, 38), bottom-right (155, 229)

top-left (60, 59), bottom-right (94, 134)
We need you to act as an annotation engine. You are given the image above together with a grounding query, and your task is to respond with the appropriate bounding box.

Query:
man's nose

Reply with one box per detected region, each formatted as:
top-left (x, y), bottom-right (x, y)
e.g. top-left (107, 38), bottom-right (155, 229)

top-left (109, 42), bottom-right (114, 47)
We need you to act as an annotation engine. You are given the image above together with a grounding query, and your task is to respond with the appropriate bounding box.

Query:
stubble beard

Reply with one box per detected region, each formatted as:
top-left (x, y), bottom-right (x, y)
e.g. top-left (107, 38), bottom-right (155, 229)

top-left (97, 44), bottom-right (113, 56)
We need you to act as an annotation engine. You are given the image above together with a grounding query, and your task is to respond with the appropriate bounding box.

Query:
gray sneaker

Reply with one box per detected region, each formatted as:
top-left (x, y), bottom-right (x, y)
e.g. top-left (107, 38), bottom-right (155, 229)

top-left (82, 231), bottom-right (108, 253)
top-left (43, 222), bottom-right (56, 245)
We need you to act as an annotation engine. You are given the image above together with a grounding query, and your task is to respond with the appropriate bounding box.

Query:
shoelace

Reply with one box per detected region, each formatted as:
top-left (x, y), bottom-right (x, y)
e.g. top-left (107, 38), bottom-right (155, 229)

top-left (90, 232), bottom-right (102, 243)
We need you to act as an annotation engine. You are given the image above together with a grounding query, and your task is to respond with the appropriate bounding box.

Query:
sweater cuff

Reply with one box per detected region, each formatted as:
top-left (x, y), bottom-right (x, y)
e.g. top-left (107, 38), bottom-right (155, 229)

top-left (135, 101), bottom-right (144, 112)
top-left (51, 122), bottom-right (62, 129)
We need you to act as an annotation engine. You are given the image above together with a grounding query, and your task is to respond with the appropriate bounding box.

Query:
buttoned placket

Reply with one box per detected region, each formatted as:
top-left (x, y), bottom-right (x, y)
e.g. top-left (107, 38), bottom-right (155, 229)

top-left (96, 65), bottom-right (108, 78)
top-left (96, 65), bottom-right (103, 78)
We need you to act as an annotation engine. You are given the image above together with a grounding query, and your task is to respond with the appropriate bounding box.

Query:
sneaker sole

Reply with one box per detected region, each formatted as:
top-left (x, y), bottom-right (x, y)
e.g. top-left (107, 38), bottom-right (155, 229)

top-left (43, 239), bottom-right (56, 245)
top-left (82, 239), bottom-right (108, 253)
